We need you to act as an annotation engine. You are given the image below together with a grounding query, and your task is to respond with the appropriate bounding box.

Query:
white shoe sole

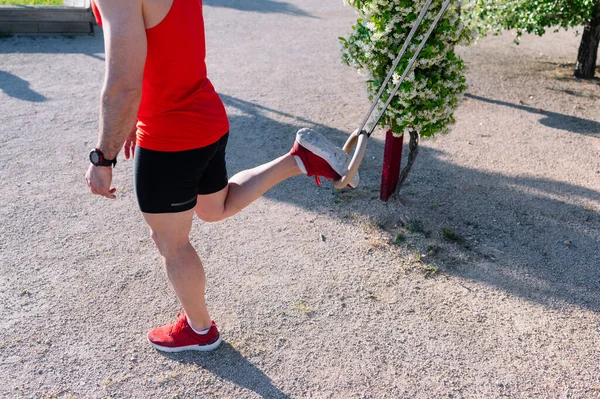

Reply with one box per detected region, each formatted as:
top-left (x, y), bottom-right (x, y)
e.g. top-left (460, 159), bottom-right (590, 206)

top-left (295, 128), bottom-right (360, 188)
top-left (148, 334), bottom-right (222, 353)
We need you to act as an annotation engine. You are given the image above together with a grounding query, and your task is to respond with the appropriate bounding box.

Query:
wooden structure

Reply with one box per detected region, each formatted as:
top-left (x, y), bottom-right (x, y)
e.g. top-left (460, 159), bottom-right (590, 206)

top-left (0, 0), bottom-right (94, 35)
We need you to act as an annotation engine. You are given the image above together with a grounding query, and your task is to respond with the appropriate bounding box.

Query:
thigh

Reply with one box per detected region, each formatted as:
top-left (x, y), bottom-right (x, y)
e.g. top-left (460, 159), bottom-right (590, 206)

top-left (194, 133), bottom-right (230, 221)
top-left (134, 146), bottom-right (206, 214)
top-left (196, 132), bottom-right (229, 196)
top-left (142, 209), bottom-right (195, 243)
top-left (195, 185), bottom-right (229, 222)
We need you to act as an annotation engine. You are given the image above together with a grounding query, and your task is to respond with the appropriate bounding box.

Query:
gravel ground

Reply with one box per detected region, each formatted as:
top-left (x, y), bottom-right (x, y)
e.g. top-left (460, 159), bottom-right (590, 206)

top-left (1, 1), bottom-right (599, 398)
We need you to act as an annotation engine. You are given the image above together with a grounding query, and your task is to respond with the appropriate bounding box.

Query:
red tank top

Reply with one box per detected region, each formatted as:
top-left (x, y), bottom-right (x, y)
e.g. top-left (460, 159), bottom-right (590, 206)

top-left (91, 0), bottom-right (229, 152)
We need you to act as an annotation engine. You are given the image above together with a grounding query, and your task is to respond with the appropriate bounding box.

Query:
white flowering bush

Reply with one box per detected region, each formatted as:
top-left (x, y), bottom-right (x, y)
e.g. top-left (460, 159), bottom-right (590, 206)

top-left (340, 0), bottom-right (474, 137)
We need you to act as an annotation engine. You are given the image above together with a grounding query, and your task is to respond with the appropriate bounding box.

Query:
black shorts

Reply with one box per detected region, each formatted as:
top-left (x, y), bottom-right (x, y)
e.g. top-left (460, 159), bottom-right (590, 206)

top-left (134, 133), bottom-right (229, 214)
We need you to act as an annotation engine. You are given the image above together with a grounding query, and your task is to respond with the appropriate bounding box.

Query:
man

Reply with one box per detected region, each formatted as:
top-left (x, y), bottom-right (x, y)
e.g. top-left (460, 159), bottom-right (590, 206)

top-left (86, 0), bottom-right (359, 352)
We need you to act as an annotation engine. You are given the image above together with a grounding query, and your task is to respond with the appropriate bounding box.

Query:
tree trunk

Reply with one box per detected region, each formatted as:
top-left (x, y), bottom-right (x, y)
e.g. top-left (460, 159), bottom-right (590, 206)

top-left (574, 1), bottom-right (600, 79)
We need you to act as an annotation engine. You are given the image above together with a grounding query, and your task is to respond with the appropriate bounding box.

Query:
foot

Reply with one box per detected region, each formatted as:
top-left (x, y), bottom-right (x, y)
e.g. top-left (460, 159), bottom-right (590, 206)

top-left (290, 128), bottom-right (360, 188)
top-left (147, 313), bottom-right (222, 353)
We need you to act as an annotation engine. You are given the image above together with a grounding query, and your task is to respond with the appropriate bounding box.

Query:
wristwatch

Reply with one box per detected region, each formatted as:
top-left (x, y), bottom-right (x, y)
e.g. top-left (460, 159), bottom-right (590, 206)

top-left (89, 148), bottom-right (117, 167)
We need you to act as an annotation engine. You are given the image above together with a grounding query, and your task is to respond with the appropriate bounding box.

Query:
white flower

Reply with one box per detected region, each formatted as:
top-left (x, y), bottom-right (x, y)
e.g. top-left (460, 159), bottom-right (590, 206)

top-left (341, 0), bottom-right (471, 137)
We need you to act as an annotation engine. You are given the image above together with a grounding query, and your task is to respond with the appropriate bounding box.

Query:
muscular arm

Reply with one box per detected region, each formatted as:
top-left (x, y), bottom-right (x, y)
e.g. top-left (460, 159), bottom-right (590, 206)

top-left (94, 0), bottom-right (147, 159)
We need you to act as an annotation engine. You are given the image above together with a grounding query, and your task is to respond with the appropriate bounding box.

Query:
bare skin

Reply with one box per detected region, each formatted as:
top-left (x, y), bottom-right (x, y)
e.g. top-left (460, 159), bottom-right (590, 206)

top-left (144, 155), bottom-right (300, 330)
top-left (86, 0), bottom-right (302, 331)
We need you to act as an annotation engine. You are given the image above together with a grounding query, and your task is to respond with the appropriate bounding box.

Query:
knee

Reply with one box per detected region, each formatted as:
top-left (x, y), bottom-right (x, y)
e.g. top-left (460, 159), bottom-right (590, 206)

top-left (150, 229), bottom-right (189, 257)
top-left (195, 209), bottom-right (226, 223)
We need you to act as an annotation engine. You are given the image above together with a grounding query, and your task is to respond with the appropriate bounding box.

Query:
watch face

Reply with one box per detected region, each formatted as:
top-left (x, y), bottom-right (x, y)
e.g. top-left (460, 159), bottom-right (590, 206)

top-left (90, 150), bottom-right (101, 165)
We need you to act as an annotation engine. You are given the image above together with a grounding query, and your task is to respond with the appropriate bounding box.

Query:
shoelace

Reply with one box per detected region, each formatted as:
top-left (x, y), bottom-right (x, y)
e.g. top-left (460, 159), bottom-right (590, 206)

top-left (169, 313), bottom-right (188, 337)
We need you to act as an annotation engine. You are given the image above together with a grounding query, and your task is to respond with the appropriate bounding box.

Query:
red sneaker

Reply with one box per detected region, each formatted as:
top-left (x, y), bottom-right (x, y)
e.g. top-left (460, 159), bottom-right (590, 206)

top-left (147, 313), bottom-right (222, 352)
top-left (290, 128), bottom-right (360, 188)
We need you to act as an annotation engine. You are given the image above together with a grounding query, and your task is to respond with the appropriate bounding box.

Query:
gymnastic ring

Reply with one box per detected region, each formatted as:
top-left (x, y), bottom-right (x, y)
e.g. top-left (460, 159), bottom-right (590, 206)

top-left (333, 129), bottom-right (368, 189)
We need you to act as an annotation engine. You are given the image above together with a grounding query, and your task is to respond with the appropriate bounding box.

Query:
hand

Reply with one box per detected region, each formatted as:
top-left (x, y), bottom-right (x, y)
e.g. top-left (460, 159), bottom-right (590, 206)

top-left (123, 129), bottom-right (136, 160)
top-left (86, 164), bottom-right (116, 199)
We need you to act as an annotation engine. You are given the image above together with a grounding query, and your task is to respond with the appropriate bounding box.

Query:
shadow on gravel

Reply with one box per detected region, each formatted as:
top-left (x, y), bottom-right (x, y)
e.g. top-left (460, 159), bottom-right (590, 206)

top-left (162, 342), bottom-right (291, 398)
top-left (546, 87), bottom-right (600, 100)
top-left (0, 70), bottom-right (47, 102)
top-left (222, 94), bottom-right (600, 313)
top-left (0, 30), bottom-right (104, 60)
top-left (203, 0), bottom-right (315, 18)
top-left (406, 146), bottom-right (600, 313)
top-left (465, 93), bottom-right (600, 137)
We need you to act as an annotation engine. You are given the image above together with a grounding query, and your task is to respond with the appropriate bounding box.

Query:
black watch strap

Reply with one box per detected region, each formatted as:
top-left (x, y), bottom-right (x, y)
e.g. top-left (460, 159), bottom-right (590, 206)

top-left (89, 148), bottom-right (117, 167)
top-left (100, 157), bottom-right (117, 167)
